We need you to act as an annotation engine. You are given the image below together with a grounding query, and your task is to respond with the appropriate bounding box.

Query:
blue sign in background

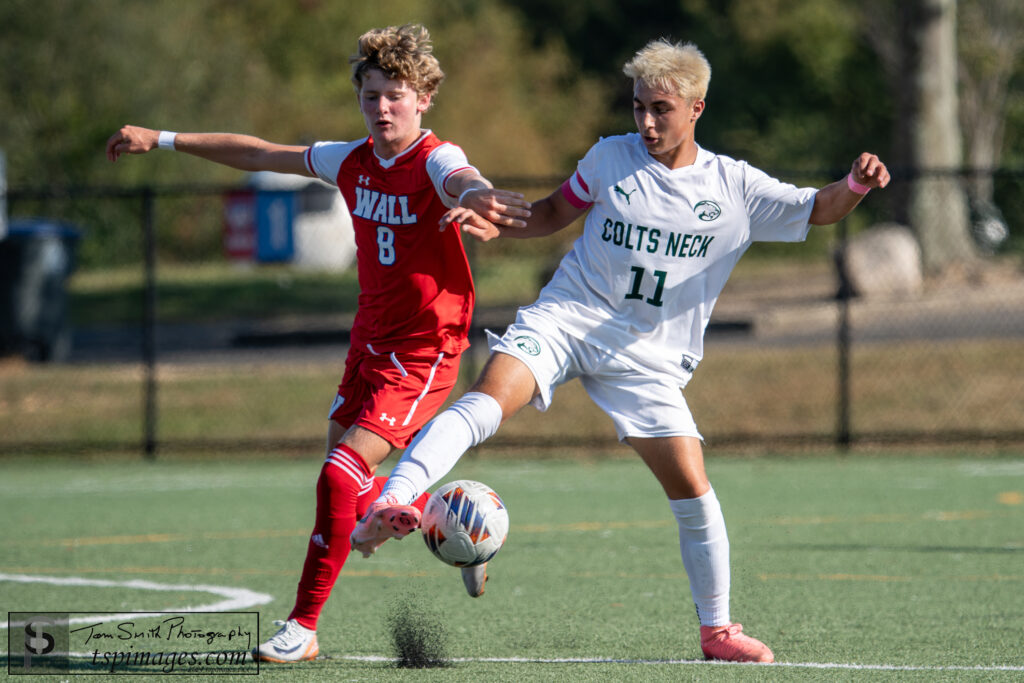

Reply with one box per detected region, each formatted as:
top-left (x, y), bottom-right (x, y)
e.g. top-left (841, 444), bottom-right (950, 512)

top-left (255, 191), bottom-right (295, 263)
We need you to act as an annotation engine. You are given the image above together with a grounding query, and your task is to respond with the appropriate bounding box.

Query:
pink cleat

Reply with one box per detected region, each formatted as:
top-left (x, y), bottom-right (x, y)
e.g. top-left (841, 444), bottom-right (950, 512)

top-left (700, 623), bottom-right (774, 663)
top-left (350, 500), bottom-right (421, 557)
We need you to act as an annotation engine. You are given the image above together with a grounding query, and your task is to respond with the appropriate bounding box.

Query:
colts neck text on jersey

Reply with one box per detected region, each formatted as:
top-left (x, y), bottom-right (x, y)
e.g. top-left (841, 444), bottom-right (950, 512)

top-left (601, 217), bottom-right (715, 259)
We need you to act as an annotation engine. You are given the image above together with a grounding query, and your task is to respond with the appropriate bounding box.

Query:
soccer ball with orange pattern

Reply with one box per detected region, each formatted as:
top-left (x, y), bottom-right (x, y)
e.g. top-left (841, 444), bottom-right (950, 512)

top-left (421, 480), bottom-right (509, 567)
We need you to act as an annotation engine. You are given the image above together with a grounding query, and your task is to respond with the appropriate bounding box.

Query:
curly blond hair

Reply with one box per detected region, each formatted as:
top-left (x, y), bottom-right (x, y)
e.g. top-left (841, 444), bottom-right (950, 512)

top-left (350, 24), bottom-right (445, 101)
top-left (622, 39), bottom-right (711, 102)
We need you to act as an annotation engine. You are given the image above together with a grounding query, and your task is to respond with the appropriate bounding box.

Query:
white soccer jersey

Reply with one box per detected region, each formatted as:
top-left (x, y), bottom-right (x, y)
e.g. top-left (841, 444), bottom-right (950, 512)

top-left (534, 133), bottom-right (817, 386)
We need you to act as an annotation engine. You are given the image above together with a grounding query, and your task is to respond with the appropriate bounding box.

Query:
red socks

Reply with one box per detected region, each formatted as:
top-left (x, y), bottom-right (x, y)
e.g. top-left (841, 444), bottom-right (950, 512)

top-left (288, 445), bottom-right (428, 630)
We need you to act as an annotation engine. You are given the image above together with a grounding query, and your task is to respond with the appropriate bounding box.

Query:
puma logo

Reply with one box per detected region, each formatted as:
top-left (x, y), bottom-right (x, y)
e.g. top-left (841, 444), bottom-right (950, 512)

top-left (614, 185), bottom-right (637, 204)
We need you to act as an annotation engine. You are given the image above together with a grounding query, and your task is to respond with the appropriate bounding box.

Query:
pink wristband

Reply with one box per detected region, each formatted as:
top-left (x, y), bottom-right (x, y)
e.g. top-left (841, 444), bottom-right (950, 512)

top-left (847, 173), bottom-right (870, 195)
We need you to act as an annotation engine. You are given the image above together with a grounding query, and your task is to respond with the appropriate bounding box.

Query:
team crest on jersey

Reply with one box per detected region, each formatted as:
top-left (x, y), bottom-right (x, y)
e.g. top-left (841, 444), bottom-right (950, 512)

top-left (514, 335), bottom-right (542, 356)
top-left (694, 201), bottom-right (721, 222)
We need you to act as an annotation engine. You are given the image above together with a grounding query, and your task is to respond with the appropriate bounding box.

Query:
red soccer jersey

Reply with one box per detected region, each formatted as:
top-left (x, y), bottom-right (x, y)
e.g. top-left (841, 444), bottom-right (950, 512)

top-left (305, 132), bottom-right (476, 355)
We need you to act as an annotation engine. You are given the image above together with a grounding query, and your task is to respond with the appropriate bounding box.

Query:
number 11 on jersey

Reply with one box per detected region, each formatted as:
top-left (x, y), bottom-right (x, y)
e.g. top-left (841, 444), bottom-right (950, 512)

top-left (625, 266), bottom-right (666, 307)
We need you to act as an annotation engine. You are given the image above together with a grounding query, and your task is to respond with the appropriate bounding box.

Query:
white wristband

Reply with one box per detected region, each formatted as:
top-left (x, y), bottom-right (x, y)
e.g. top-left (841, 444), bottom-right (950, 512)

top-left (158, 131), bottom-right (177, 151)
top-left (457, 187), bottom-right (478, 206)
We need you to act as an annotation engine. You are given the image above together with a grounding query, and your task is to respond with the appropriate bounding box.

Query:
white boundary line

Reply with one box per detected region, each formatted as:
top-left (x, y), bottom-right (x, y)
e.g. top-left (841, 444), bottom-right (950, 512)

top-left (0, 572), bottom-right (272, 629)
top-left (329, 654), bottom-right (1024, 672)
top-left (21, 653), bottom-right (1024, 673)
top-left (4, 574), bottom-right (1022, 673)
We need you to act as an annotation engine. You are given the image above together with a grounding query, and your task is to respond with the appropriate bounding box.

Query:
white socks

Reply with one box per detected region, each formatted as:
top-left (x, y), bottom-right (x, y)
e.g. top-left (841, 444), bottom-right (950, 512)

top-left (381, 393), bottom-right (732, 628)
top-left (669, 488), bottom-right (731, 627)
top-left (380, 392), bottom-right (503, 504)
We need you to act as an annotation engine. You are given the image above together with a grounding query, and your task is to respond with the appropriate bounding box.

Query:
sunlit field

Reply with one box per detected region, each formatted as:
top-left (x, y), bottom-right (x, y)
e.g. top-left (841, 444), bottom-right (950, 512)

top-left (3, 453), bottom-right (1023, 681)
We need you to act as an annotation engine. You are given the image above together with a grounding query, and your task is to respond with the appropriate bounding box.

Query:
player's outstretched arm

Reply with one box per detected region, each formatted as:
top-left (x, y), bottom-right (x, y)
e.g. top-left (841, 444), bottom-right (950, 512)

top-left (809, 153), bottom-right (890, 226)
top-left (105, 125), bottom-right (312, 177)
top-left (444, 206), bottom-right (502, 242)
top-left (440, 176), bottom-right (588, 241)
top-left (441, 185), bottom-right (586, 242)
top-left (498, 186), bottom-right (588, 240)
top-left (448, 170), bottom-right (532, 229)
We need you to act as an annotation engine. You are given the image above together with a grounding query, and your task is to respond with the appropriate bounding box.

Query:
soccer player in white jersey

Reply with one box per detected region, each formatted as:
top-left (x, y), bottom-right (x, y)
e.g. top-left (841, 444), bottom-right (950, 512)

top-left (353, 37), bottom-right (889, 663)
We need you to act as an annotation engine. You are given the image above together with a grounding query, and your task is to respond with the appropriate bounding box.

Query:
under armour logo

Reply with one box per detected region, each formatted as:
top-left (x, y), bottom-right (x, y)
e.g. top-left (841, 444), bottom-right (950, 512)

top-left (379, 413), bottom-right (397, 426)
top-left (311, 533), bottom-right (328, 549)
top-left (359, 175), bottom-right (371, 186)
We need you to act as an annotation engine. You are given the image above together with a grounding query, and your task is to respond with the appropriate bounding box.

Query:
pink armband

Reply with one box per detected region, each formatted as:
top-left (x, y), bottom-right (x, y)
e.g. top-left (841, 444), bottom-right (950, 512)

top-left (847, 173), bottom-right (870, 195)
top-left (559, 178), bottom-right (593, 210)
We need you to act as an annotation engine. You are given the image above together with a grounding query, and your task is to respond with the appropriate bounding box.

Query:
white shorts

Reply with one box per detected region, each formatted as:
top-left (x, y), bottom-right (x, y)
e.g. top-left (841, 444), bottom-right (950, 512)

top-left (487, 306), bottom-right (702, 442)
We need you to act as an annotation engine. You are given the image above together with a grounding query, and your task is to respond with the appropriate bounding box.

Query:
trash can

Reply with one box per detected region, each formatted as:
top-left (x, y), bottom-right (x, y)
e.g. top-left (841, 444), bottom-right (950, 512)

top-left (0, 218), bottom-right (81, 361)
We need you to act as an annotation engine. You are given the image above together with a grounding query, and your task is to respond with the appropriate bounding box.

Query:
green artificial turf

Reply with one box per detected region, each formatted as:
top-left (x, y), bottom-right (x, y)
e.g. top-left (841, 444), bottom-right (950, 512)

top-left (2, 453), bottom-right (1022, 681)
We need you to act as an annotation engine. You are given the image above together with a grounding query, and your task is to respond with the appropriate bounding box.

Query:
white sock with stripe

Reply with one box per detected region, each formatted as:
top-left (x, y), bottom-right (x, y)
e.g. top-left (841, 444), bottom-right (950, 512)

top-left (669, 487), bottom-right (731, 627)
top-left (381, 392), bottom-right (503, 504)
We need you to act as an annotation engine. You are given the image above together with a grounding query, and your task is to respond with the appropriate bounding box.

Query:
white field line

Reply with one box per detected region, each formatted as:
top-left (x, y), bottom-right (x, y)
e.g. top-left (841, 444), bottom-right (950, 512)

top-left (329, 654), bottom-right (1024, 672)
top-left (0, 572), bottom-right (272, 630)
top-left (4, 574), bottom-right (1022, 673)
top-left (17, 653), bottom-right (1024, 674)
top-left (18, 652), bottom-right (1024, 673)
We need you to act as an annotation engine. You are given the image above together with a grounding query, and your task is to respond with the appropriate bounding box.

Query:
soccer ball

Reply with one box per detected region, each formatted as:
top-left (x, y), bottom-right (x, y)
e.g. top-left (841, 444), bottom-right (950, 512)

top-left (421, 480), bottom-right (509, 567)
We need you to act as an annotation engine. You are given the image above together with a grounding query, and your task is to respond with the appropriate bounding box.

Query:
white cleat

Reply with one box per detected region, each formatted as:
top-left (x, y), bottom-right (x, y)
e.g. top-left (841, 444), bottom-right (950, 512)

top-left (252, 619), bottom-right (319, 663)
top-left (461, 563), bottom-right (488, 597)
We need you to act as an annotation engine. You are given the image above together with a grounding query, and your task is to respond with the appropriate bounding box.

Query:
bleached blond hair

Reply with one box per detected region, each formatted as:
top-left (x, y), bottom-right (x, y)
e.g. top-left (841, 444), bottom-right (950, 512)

top-left (622, 39), bottom-right (711, 102)
top-left (350, 24), bottom-right (445, 101)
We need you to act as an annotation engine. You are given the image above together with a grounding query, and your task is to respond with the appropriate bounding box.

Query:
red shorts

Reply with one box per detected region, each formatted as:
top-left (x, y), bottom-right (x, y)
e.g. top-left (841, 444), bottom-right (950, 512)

top-left (329, 345), bottom-right (462, 448)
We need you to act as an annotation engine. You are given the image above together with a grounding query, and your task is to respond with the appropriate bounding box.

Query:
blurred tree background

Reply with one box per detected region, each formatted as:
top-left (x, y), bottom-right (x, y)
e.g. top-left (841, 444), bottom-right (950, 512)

top-left (1, 0), bottom-right (1022, 265)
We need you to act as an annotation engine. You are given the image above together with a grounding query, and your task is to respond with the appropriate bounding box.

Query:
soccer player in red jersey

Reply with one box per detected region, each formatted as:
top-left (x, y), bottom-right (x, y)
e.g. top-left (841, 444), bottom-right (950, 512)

top-left (106, 24), bottom-right (530, 662)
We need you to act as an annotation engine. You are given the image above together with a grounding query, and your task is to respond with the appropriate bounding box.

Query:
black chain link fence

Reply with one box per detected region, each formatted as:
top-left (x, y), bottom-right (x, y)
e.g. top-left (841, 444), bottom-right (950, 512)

top-left (1, 169), bottom-right (1021, 457)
